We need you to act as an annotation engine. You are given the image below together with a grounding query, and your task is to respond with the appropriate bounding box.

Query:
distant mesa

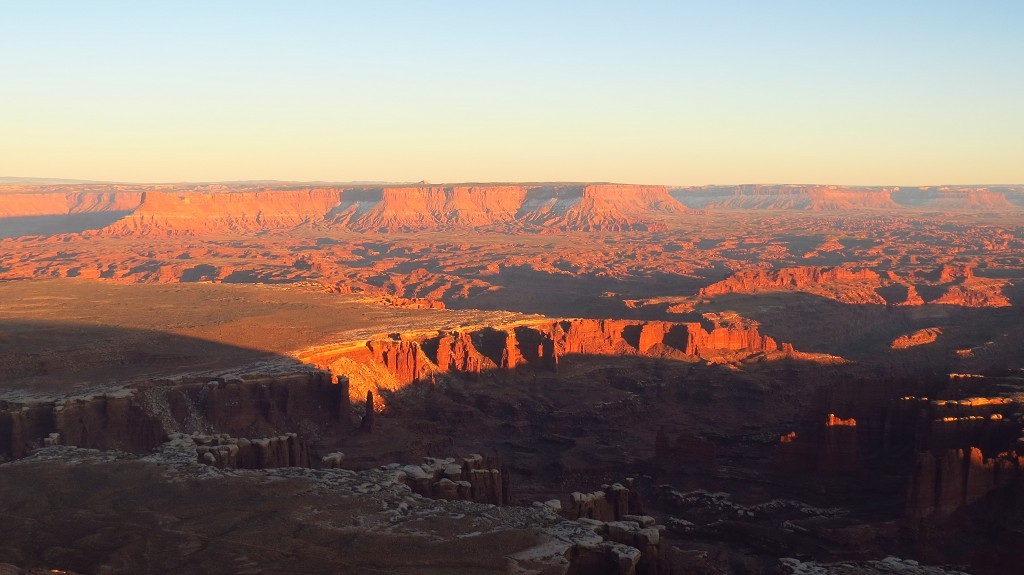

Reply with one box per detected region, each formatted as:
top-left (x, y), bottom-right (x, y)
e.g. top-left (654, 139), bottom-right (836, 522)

top-left (93, 183), bottom-right (689, 235)
top-left (0, 190), bottom-right (143, 218)
top-left (670, 184), bottom-right (1024, 210)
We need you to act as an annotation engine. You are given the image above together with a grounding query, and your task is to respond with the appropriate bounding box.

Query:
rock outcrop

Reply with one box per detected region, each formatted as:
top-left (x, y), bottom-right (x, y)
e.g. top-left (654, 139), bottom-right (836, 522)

top-left (189, 432), bottom-right (311, 469)
top-left (562, 481), bottom-right (640, 522)
top-left (105, 189), bottom-right (345, 236)
top-left (395, 454), bottom-right (510, 506)
top-left (891, 328), bottom-right (942, 349)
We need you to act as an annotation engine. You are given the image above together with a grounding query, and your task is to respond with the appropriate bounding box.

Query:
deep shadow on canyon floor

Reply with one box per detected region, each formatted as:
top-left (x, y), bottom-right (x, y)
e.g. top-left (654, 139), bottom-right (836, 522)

top-left (1, 303), bottom-right (1022, 573)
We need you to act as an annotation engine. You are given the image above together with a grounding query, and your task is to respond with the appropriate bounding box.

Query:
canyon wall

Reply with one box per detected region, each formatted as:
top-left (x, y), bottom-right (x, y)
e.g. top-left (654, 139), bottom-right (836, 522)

top-left (298, 315), bottom-right (822, 403)
top-left (906, 447), bottom-right (1024, 522)
top-left (0, 370), bottom-right (346, 462)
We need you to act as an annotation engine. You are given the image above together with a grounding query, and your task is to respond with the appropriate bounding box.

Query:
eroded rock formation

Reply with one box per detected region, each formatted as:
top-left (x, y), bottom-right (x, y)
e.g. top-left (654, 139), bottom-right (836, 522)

top-left (395, 453), bottom-right (510, 506)
top-left (189, 432), bottom-right (311, 469)
top-left (562, 481), bottom-right (640, 522)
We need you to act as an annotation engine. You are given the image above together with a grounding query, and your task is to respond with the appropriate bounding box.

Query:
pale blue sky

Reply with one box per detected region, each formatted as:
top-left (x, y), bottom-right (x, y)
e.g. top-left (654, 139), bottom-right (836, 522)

top-left (2, 1), bottom-right (1022, 184)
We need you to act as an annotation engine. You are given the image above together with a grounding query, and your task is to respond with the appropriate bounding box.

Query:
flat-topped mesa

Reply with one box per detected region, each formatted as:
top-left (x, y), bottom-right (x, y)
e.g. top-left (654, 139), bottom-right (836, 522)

top-left (92, 183), bottom-right (689, 235)
top-left (103, 189), bottom-right (346, 235)
top-left (517, 184), bottom-right (689, 232)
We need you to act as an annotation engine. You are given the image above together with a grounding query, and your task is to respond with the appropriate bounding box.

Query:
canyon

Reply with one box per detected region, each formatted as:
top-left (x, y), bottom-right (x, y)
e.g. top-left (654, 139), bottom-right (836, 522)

top-left (1, 182), bottom-right (1022, 574)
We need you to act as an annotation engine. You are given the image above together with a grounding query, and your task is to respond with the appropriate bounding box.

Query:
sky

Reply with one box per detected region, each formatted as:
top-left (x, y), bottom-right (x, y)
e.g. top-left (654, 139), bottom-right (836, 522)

top-left (1, 1), bottom-right (1022, 185)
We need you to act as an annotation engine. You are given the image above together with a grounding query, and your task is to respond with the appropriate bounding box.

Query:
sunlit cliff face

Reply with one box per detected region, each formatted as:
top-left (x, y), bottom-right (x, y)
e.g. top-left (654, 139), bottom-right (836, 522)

top-left (293, 316), bottom-right (844, 407)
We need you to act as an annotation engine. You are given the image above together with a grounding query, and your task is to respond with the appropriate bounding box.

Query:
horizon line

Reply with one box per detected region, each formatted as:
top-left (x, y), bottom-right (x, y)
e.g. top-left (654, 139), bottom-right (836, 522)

top-left (2, 177), bottom-right (1022, 189)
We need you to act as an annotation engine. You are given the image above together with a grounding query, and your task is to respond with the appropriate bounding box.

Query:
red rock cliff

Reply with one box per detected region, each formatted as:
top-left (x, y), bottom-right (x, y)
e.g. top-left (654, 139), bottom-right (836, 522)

top-left (315, 315), bottom-right (800, 399)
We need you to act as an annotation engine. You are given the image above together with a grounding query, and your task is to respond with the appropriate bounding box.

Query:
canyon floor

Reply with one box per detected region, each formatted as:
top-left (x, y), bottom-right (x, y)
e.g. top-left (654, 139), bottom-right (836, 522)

top-left (1, 183), bottom-right (1022, 574)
